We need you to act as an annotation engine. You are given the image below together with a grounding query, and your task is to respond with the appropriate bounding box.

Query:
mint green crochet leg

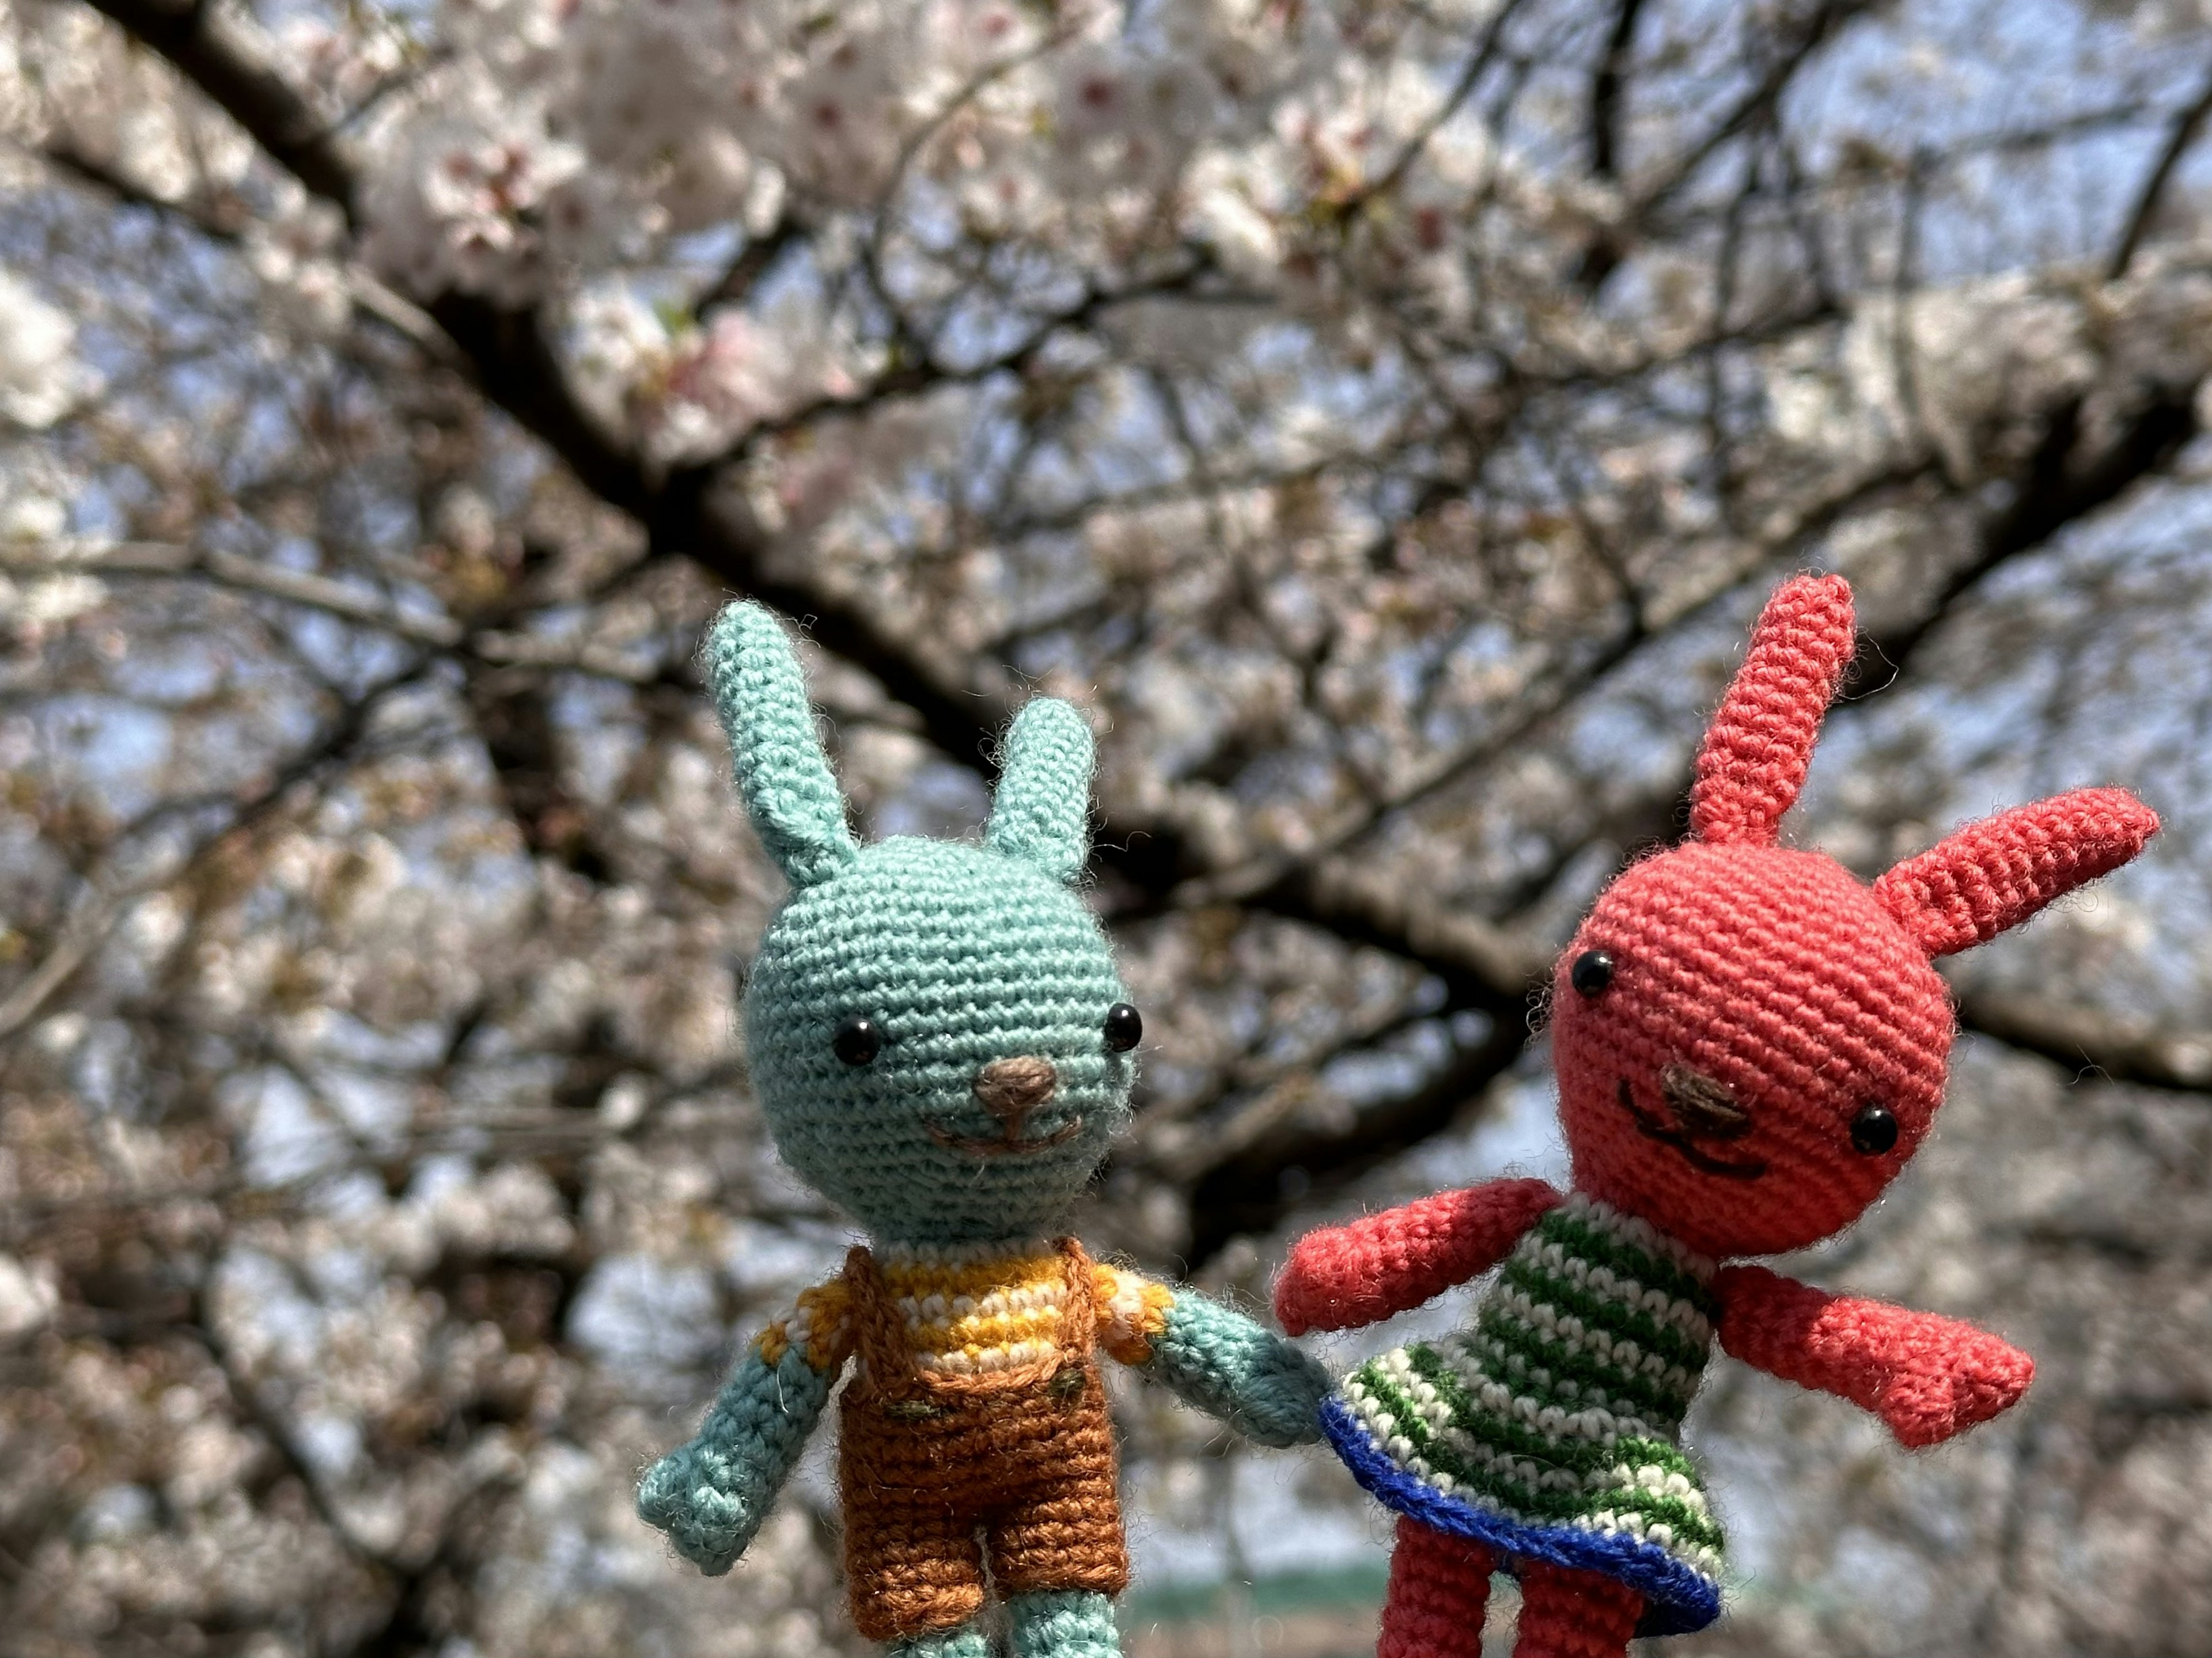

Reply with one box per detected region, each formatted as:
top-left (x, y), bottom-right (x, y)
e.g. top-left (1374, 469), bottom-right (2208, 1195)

top-left (889, 1622), bottom-right (992, 1658)
top-left (1009, 1591), bottom-right (1122, 1658)
top-left (1140, 1289), bottom-right (1331, 1448)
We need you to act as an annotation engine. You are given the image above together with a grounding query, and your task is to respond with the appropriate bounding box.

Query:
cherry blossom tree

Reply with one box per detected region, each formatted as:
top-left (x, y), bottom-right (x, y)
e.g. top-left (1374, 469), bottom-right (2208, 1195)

top-left (3, 1), bottom-right (2211, 1655)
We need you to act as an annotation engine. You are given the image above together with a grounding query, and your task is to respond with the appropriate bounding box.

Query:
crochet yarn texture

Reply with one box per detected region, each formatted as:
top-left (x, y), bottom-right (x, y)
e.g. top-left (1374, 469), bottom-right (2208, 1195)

top-left (839, 1238), bottom-right (1128, 1639)
top-left (1277, 573), bottom-right (2160, 1658)
top-left (637, 601), bottom-right (1331, 1658)
top-left (1325, 1194), bottom-right (1725, 1636)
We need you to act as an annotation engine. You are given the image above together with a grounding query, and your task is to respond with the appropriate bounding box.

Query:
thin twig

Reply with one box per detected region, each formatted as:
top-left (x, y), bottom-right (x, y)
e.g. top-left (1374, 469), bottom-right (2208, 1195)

top-left (2108, 51), bottom-right (2212, 280)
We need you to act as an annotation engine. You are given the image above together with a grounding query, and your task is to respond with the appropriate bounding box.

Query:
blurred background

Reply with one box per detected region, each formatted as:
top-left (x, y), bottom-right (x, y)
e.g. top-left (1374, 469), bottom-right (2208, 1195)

top-left (2, 0), bottom-right (2210, 1653)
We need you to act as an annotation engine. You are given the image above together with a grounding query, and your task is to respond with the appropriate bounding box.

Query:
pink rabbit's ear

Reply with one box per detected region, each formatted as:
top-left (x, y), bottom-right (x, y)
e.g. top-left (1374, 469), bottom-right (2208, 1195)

top-left (1690, 573), bottom-right (1857, 846)
top-left (1872, 788), bottom-right (2160, 957)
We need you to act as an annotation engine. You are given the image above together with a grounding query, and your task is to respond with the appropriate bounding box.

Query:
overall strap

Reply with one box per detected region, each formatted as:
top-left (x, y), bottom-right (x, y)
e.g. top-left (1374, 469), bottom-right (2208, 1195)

top-left (842, 1245), bottom-right (921, 1397)
top-left (1054, 1236), bottom-right (1101, 1365)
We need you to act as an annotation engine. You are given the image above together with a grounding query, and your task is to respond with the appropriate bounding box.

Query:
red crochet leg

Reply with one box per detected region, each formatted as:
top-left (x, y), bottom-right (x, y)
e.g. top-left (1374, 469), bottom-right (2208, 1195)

top-left (1512, 1561), bottom-right (1641, 1658)
top-left (1377, 1517), bottom-right (1494, 1658)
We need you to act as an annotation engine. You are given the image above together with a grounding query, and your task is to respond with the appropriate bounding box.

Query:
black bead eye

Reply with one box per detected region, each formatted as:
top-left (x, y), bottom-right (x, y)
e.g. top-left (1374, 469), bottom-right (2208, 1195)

top-left (1104, 1003), bottom-right (1142, 1053)
top-left (1850, 1102), bottom-right (1899, 1156)
top-left (832, 1014), bottom-right (881, 1066)
top-left (1570, 950), bottom-right (1615, 998)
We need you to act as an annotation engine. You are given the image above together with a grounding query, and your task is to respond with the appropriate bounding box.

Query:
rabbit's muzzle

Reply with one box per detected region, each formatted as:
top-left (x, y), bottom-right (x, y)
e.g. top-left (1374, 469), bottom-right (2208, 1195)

top-left (1658, 1065), bottom-right (1752, 1139)
top-left (1615, 1067), bottom-right (1767, 1180)
top-left (975, 1056), bottom-right (1059, 1128)
top-left (924, 1056), bottom-right (1084, 1158)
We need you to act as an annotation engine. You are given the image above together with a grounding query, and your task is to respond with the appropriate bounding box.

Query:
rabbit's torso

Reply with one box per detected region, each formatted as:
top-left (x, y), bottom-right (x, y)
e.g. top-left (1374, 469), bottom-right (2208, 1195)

top-left (823, 1238), bottom-right (1167, 1640)
top-left (1322, 1194), bottom-right (1726, 1635)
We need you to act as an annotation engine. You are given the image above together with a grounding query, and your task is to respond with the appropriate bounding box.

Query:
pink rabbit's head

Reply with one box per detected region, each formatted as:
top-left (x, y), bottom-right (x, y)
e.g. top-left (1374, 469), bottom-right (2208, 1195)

top-left (1548, 575), bottom-right (2159, 1257)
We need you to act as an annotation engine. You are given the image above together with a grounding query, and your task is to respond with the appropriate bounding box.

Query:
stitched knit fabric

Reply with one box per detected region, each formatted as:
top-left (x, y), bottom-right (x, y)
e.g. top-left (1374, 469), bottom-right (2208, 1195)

top-left (838, 1237), bottom-right (1130, 1639)
top-left (747, 837), bottom-right (1134, 1246)
top-left (1009, 1593), bottom-right (1123, 1658)
top-left (1551, 840), bottom-right (1956, 1257)
top-left (892, 1628), bottom-right (991, 1658)
top-left (1322, 1195), bottom-right (1724, 1637)
top-left (753, 1239), bottom-right (1176, 1376)
top-left (1517, 1560), bottom-right (1645, 1658)
top-left (1688, 572), bottom-right (1854, 847)
top-left (711, 601), bottom-right (1137, 1246)
top-left (1872, 787), bottom-right (2162, 957)
top-left (1713, 1262), bottom-right (2035, 1447)
top-left (639, 601), bottom-right (1333, 1657)
top-left (705, 602), bottom-right (858, 886)
top-left (1281, 572), bottom-right (2162, 1658)
top-left (1378, 1519), bottom-right (1493, 1658)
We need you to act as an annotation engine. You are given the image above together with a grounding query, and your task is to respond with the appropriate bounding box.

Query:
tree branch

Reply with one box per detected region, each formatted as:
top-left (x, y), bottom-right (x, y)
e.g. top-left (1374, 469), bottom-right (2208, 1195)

top-left (1589, 0), bottom-right (1646, 179)
top-left (0, 661), bottom-right (434, 1041)
top-left (1185, 1001), bottom-right (1536, 1262)
top-left (78, 0), bottom-right (1033, 771)
top-left (1581, 0), bottom-right (1869, 287)
top-left (1633, 0), bottom-right (1870, 218)
top-left (2108, 51), bottom-right (2212, 280)
top-left (33, 136), bottom-right (460, 365)
top-left (1344, 0), bottom-right (1531, 210)
top-left (1853, 385), bottom-right (2200, 683)
top-left (694, 215), bottom-right (804, 317)
top-left (0, 539), bottom-right (669, 682)
top-left (82, 0), bottom-right (361, 218)
top-left (1173, 458), bottom-right (1931, 915)
top-left (1955, 987), bottom-right (2212, 1092)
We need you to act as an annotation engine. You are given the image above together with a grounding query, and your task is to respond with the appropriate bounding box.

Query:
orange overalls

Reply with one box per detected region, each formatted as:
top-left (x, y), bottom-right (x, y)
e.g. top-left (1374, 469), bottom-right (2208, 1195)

top-left (837, 1238), bottom-right (1130, 1640)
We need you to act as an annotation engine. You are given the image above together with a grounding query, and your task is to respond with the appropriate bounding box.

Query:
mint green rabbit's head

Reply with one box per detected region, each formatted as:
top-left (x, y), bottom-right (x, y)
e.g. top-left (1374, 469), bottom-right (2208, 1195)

top-left (705, 602), bottom-right (1137, 1246)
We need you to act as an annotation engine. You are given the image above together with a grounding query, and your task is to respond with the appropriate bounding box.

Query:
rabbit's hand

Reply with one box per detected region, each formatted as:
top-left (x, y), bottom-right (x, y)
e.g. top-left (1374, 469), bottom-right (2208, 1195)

top-left (1862, 1319), bottom-right (2033, 1448)
top-left (635, 1347), bottom-right (836, 1574)
top-left (1217, 1329), bottom-right (1335, 1448)
top-left (1135, 1286), bottom-right (1334, 1447)
top-left (1715, 1265), bottom-right (2032, 1448)
top-left (1274, 1179), bottom-right (1562, 1335)
top-left (637, 1441), bottom-right (767, 1576)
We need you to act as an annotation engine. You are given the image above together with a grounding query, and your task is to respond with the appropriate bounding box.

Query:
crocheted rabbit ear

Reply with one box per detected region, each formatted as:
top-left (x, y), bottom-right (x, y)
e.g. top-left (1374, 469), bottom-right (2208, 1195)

top-left (1872, 788), bottom-right (2160, 957)
top-left (1690, 573), bottom-right (1857, 847)
top-left (701, 601), bottom-right (859, 889)
top-left (984, 697), bottom-right (1095, 883)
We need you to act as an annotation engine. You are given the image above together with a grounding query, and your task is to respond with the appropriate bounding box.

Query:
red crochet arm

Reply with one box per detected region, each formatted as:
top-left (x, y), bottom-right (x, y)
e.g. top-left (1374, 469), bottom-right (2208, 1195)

top-left (1274, 1179), bottom-right (1562, 1336)
top-left (1714, 1264), bottom-right (2033, 1448)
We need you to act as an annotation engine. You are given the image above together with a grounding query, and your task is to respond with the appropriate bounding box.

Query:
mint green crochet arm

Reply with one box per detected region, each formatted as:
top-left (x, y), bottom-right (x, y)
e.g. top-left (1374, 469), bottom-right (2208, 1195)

top-left (635, 1345), bottom-right (834, 1574)
top-left (1137, 1289), bottom-right (1332, 1448)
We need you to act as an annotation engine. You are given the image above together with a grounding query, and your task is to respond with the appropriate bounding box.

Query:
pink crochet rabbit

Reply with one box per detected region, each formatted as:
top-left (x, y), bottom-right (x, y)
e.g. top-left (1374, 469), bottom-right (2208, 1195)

top-left (1275, 574), bottom-right (2159, 1658)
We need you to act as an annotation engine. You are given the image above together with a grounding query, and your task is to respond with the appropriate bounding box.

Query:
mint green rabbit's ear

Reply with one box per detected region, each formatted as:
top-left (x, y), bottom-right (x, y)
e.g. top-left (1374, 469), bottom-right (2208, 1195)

top-left (984, 698), bottom-right (1094, 883)
top-left (702, 601), bottom-right (858, 887)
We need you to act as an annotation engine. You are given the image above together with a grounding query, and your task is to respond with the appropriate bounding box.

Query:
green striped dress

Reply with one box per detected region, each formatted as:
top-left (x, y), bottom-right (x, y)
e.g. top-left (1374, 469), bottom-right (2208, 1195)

top-left (1317, 1193), bottom-right (1726, 1634)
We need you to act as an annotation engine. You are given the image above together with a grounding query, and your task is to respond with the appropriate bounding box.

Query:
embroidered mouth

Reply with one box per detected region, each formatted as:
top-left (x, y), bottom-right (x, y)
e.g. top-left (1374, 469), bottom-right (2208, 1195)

top-left (1616, 1079), bottom-right (1768, 1180)
top-left (925, 1117), bottom-right (1086, 1158)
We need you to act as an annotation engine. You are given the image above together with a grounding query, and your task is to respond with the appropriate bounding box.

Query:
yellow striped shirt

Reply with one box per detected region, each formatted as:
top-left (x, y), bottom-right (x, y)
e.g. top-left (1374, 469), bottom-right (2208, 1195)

top-left (753, 1239), bottom-right (1175, 1374)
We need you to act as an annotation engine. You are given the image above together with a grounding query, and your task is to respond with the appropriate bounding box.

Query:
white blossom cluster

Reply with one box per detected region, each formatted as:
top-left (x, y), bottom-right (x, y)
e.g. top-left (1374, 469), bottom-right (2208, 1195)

top-left (3, 2), bottom-right (2212, 1657)
top-left (325, 0), bottom-right (1508, 464)
top-left (0, 267), bottom-right (95, 428)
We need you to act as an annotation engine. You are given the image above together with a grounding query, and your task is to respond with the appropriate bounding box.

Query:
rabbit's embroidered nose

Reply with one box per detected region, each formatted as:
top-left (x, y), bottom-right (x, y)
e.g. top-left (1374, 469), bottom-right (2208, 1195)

top-left (975, 1056), bottom-right (1059, 1132)
top-left (1660, 1065), bottom-right (1752, 1139)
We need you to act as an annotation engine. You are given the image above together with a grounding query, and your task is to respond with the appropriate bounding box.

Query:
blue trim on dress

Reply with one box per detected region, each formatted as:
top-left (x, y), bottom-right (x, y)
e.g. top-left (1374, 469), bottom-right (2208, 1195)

top-left (1320, 1396), bottom-right (1722, 1638)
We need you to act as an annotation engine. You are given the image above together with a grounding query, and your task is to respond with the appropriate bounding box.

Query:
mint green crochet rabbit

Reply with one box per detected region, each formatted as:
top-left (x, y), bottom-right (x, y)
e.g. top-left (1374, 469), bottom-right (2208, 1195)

top-left (638, 601), bottom-right (1330, 1658)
